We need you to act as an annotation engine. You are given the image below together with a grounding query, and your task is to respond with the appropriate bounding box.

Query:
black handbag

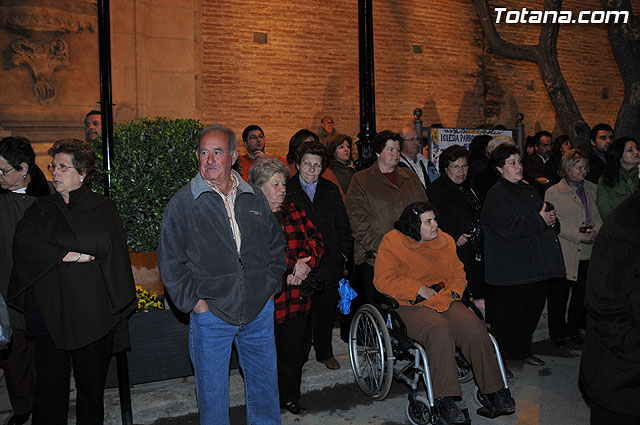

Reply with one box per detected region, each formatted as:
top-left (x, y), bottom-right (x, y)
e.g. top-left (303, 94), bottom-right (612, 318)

top-left (300, 268), bottom-right (324, 295)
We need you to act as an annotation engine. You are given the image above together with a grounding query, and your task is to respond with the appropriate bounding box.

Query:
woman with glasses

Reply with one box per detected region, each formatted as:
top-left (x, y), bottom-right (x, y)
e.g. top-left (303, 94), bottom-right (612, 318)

top-left (481, 143), bottom-right (565, 372)
top-left (427, 145), bottom-right (484, 300)
top-left (0, 136), bottom-right (52, 425)
top-left (286, 140), bottom-right (353, 371)
top-left (9, 139), bottom-right (137, 425)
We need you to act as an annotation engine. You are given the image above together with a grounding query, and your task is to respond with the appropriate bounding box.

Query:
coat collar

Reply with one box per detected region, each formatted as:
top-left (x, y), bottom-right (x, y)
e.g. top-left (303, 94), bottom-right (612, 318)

top-left (190, 170), bottom-right (255, 200)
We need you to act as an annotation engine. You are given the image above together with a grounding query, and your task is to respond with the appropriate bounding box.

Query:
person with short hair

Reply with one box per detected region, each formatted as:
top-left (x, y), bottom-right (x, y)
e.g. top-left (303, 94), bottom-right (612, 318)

top-left (398, 126), bottom-right (438, 188)
top-left (286, 140), bottom-right (353, 370)
top-left (318, 116), bottom-right (336, 145)
top-left (248, 156), bottom-right (324, 415)
top-left (374, 201), bottom-right (515, 424)
top-left (285, 129), bottom-right (319, 177)
top-left (158, 125), bottom-right (286, 424)
top-left (9, 138), bottom-right (137, 425)
top-left (586, 123), bottom-right (614, 184)
top-left (545, 149), bottom-right (602, 347)
top-left (346, 130), bottom-right (427, 309)
top-left (237, 124), bottom-right (286, 181)
top-left (84, 110), bottom-right (101, 143)
top-left (472, 135), bottom-right (517, 202)
top-left (427, 145), bottom-right (485, 299)
top-left (0, 136), bottom-right (52, 425)
top-left (523, 130), bottom-right (554, 196)
top-left (596, 136), bottom-right (640, 220)
top-left (482, 143), bottom-right (565, 369)
top-left (323, 133), bottom-right (355, 200)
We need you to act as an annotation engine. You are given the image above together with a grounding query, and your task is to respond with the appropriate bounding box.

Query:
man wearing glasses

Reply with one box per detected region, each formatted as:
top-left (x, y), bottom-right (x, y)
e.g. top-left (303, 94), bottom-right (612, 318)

top-left (237, 125), bottom-right (267, 181)
top-left (398, 126), bottom-right (439, 189)
top-left (318, 116), bottom-right (336, 146)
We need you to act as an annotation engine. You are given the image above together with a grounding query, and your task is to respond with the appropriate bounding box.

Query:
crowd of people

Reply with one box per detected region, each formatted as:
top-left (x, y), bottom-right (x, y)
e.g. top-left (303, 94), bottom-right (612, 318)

top-left (0, 115), bottom-right (638, 425)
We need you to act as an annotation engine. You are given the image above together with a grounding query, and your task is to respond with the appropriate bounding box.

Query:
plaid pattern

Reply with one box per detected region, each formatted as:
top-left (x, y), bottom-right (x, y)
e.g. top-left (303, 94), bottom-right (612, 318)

top-left (274, 202), bottom-right (324, 324)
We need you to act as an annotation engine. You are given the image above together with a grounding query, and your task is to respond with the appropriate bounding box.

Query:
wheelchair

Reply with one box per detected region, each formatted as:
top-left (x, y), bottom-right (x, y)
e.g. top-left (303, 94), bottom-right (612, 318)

top-left (348, 292), bottom-right (511, 425)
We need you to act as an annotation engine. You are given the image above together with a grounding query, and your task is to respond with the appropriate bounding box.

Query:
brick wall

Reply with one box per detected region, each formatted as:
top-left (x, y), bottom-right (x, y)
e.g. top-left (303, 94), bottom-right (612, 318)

top-left (198, 0), bottom-right (630, 158)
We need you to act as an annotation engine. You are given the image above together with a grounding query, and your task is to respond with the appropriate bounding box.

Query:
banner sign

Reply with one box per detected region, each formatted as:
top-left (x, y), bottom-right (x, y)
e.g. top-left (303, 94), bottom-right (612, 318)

top-left (429, 128), bottom-right (513, 169)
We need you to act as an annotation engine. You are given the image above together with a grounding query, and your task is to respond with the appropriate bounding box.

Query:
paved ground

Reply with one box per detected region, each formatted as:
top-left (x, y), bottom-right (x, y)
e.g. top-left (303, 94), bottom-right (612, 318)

top-left (0, 307), bottom-right (592, 424)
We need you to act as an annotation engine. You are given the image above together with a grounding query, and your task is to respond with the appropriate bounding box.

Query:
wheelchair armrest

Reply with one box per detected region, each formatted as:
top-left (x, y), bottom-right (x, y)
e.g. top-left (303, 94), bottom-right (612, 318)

top-left (372, 292), bottom-right (400, 309)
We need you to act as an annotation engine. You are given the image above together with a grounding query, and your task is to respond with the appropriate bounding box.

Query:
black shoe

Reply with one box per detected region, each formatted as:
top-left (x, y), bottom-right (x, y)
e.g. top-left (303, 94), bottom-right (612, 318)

top-left (552, 337), bottom-right (566, 347)
top-left (570, 333), bottom-right (584, 344)
top-left (434, 396), bottom-right (467, 424)
top-left (485, 388), bottom-right (516, 415)
top-left (7, 413), bottom-right (31, 425)
top-left (280, 401), bottom-right (307, 415)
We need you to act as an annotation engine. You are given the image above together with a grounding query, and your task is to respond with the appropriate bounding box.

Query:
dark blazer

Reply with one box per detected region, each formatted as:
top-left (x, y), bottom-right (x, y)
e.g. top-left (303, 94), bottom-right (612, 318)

top-left (586, 147), bottom-right (606, 184)
top-left (523, 153), bottom-right (551, 197)
top-left (286, 176), bottom-right (353, 289)
top-left (481, 178), bottom-right (565, 286)
top-left (580, 189), bottom-right (640, 415)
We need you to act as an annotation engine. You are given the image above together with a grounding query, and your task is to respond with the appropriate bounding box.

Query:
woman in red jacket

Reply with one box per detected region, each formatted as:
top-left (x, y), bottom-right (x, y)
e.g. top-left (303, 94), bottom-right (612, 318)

top-left (374, 202), bottom-right (514, 424)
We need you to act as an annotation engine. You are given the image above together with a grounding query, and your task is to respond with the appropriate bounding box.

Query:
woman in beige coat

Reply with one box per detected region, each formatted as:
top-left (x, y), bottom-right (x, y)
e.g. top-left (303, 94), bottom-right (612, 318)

top-left (545, 149), bottom-right (602, 346)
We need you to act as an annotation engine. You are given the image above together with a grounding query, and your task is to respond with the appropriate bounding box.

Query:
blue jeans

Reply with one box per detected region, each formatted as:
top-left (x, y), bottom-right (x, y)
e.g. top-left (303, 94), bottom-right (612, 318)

top-left (189, 299), bottom-right (281, 425)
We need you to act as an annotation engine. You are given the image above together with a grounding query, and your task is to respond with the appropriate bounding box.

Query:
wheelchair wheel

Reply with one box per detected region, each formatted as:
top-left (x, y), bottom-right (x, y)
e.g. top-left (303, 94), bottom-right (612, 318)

top-left (456, 350), bottom-right (473, 383)
top-left (473, 385), bottom-right (484, 407)
top-left (348, 304), bottom-right (394, 400)
top-left (406, 396), bottom-right (431, 425)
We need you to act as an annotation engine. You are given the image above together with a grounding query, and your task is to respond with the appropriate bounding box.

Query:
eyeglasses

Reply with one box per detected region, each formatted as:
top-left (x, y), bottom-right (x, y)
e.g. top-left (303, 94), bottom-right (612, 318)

top-left (48, 162), bottom-right (77, 173)
top-left (247, 134), bottom-right (265, 141)
top-left (448, 164), bottom-right (469, 171)
top-left (0, 167), bottom-right (14, 176)
top-left (302, 161), bottom-right (322, 169)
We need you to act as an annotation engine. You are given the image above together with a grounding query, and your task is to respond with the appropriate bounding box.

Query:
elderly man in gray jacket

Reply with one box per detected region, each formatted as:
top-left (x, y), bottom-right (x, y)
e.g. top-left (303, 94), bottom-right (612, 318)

top-left (158, 124), bottom-right (286, 425)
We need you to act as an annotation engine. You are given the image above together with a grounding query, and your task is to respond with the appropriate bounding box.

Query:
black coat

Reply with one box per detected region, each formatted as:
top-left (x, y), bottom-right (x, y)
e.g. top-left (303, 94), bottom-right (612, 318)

top-left (481, 178), bottom-right (565, 286)
top-left (9, 185), bottom-right (137, 351)
top-left (0, 165), bottom-right (52, 330)
top-left (580, 189), bottom-right (640, 415)
top-left (286, 176), bottom-right (353, 289)
top-left (585, 147), bottom-right (606, 184)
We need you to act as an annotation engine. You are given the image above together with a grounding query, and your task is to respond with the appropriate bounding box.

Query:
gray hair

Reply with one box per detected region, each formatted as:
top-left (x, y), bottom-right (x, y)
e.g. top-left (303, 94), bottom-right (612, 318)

top-left (198, 124), bottom-right (237, 152)
top-left (248, 157), bottom-right (290, 188)
top-left (486, 135), bottom-right (516, 156)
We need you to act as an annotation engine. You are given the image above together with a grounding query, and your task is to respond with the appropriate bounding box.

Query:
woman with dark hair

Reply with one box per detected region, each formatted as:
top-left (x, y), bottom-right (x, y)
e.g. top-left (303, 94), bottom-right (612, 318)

top-left (596, 136), bottom-right (639, 220)
top-left (0, 136), bottom-right (52, 425)
top-left (467, 134), bottom-right (492, 186)
top-left (545, 149), bottom-right (602, 347)
top-left (9, 138), bottom-right (137, 425)
top-left (346, 130), bottom-right (427, 306)
top-left (285, 140), bottom-right (353, 371)
top-left (427, 145), bottom-right (484, 299)
top-left (375, 201), bottom-right (515, 423)
top-left (285, 129), bottom-right (319, 177)
top-left (323, 133), bottom-right (355, 200)
top-left (481, 143), bottom-right (565, 369)
top-left (248, 157), bottom-right (324, 415)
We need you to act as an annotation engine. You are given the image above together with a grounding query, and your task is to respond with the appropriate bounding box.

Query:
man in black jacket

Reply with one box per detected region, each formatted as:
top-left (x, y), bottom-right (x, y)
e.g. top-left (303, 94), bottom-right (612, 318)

top-left (585, 123), bottom-right (613, 184)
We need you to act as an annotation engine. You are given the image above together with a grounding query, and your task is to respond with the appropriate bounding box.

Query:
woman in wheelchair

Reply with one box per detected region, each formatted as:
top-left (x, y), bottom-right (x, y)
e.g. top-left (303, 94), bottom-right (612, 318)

top-left (373, 202), bottom-right (515, 424)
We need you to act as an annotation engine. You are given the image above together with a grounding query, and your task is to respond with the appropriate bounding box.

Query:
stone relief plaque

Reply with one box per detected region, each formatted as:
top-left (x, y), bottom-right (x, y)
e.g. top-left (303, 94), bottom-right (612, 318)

top-left (0, 1), bottom-right (97, 104)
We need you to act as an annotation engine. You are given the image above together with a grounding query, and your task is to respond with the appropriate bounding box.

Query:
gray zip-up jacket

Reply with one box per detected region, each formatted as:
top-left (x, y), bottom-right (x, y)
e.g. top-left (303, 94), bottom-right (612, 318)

top-left (158, 171), bottom-right (286, 325)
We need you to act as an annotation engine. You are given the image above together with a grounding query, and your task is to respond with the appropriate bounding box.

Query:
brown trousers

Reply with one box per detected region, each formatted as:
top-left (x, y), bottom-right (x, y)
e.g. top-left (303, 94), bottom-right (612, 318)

top-left (397, 301), bottom-right (503, 398)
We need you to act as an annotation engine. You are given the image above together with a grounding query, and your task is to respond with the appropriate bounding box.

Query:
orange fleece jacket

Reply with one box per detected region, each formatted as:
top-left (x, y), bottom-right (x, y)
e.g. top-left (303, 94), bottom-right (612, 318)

top-left (373, 229), bottom-right (467, 312)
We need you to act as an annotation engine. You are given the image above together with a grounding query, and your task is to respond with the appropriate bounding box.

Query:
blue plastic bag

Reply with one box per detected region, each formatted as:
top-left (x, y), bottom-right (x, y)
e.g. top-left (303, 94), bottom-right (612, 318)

top-left (337, 278), bottom-right (358, 315)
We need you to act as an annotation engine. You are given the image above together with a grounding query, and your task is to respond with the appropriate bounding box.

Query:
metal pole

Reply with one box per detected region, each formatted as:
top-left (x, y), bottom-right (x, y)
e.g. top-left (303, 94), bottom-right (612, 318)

top-left (97, 2), bottom-right (132, 424)
top-left (355, 0), bottom-right (376, 171)
top-left (515, 113), bottom-right (525, 155)
top-left (98, 0), bottom-right (115, 197)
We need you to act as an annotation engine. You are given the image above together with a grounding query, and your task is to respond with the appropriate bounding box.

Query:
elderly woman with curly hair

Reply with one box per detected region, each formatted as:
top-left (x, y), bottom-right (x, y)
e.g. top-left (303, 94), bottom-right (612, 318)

top-left (9, 139), bottom-right (137, 425)
top-left (374, 202), bottom-right (515, 424)
top-left (248, 157), bottom-right (324, 415)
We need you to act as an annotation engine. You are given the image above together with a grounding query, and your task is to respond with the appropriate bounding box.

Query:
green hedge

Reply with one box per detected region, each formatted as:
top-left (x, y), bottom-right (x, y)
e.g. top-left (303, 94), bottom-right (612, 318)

top-left (92, 117), bottom-right (202, 252)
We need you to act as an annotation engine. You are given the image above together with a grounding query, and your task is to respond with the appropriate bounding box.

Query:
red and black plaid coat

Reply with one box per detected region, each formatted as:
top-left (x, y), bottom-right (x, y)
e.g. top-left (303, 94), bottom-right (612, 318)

top-left (274, 202), bottom-right (324, 324)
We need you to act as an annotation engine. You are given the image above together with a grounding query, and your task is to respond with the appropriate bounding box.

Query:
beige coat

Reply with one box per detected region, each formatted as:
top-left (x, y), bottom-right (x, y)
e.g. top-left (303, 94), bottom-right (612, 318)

top-left (346, 161), bottom-right (427, 266)
top-left (545, 178), bottom-right (602, 281)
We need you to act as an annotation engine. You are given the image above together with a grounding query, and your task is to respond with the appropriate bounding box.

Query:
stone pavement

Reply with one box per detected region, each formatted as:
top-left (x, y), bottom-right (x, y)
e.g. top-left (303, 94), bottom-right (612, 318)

top-left (0, 306), bottom-right (591, 424)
